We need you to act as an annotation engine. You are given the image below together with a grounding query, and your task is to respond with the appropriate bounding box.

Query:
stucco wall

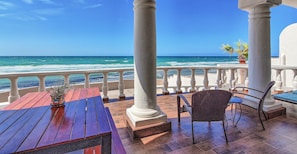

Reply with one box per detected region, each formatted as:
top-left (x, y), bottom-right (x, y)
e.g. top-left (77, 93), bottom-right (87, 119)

top-left (279, 23), bottom-right (297, 86)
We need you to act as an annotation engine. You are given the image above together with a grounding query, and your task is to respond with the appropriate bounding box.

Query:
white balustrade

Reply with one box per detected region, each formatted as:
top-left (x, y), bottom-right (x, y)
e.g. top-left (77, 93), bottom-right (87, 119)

top-left (1, 65), bottom-right (297, 104)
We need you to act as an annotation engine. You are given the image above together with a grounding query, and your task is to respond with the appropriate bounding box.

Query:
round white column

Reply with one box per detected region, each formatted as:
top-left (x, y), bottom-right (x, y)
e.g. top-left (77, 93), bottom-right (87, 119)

top-left (126, 0), bottom-right (166, 127)
top-left (248, 4), bottom-right (272, 100)
top-left (240, 0), bottom-right (282, 111)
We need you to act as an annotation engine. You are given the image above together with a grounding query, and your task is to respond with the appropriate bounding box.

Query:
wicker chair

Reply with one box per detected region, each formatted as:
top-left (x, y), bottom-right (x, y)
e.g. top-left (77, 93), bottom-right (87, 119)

top-left (177, 90), bottom-right (232, 144)
top-left (231, 81), bottom-right (275, 130)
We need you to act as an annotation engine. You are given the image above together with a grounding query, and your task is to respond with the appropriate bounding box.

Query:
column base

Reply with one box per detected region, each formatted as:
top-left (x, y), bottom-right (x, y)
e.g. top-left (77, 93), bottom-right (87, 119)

top-left (125, 114), bottom-right (171, 139)
top-left (126, 107), bottom-right (167, 127)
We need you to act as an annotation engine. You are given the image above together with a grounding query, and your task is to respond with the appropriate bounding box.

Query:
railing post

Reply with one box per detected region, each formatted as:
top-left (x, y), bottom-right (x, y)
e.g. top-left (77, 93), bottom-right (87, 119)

top-left (292, 69), bottom-right (297, 91)
top-left (162, 68), bottom-right (169, 95)
top-left (38, 75), bottom-right (46, 92)
top-left (176, 68), bottom-right (182, 93)
top-left (190, 69), bottom-right (196, 92)
top-left (8, 77), bottom-right (20, 103)
top-left (229, 68), bottom-right (237, 90)
top-left (84, 73), bottom-right (90, 88)
top-left (118, 71), bottom-right (126, 100)
top-left (102, 72), bottom-right (109, 102)
top-left (203, 68), bottom-right (209, 90)
top-left (216, 69), bottom-right (222, 88)
top-left (64, 74), bottom-right (70, 86)
top-left (275, 69), bottom-right (283, 92)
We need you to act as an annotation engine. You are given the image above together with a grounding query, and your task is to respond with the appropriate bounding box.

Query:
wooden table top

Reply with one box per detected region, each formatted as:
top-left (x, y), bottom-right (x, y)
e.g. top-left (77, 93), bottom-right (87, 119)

top-left (0, 88), bottom-right (112, 153)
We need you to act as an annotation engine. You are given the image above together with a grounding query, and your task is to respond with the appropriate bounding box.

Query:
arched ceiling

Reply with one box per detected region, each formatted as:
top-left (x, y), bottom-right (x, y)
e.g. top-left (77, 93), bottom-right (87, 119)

top-left (282, 0), bottom-right (297, 8)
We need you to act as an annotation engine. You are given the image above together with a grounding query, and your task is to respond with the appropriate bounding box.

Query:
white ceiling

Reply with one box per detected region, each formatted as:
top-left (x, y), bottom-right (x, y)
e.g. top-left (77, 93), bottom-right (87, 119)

top-left (282, 0), bottom-right (297, 8)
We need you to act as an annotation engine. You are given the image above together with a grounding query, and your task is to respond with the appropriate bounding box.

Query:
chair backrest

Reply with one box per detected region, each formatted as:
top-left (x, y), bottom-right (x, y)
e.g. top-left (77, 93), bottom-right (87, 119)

top-left (191, 90), bottom-right (232, 122)
top-left (259, 81), bottom-right (275, 110)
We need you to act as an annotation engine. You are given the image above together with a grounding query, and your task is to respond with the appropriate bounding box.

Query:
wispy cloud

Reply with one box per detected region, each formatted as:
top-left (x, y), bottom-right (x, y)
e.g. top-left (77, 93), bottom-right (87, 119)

top-left (22, 0), bottom-right (33, 4)
top-left (22, 0), bottom-right (56, 5)
top-left (39, 0), bottom-right (56, 5)
top-left (0, 13), bottom-right (10, 17)
top-left (84, 4), bottom-right (102, 9)
top-left (75, 0), bottom-right (85, 4)
top-left (0, 1), bottom-right (14, 10)
top-left (32, 8), bottom-right (64, 15)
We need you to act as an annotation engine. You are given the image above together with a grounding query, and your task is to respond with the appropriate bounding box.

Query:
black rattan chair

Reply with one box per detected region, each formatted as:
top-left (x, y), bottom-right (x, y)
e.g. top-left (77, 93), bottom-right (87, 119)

top-left (177, 90), bottom-right (232, 144)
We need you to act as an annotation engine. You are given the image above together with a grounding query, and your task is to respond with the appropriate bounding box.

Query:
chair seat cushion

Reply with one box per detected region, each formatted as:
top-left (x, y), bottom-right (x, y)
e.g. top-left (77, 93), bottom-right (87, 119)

top-left (229, 96), bottom-right (243, 104)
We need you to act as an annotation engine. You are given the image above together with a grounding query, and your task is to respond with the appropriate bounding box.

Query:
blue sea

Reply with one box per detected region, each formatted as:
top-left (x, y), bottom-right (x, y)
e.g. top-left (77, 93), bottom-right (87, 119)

top-left (0, 56), bottom-right (238, 91)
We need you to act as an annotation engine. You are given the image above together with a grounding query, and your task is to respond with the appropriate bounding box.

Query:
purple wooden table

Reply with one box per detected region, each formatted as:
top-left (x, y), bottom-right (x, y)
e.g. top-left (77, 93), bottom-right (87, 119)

top-left (0, 95), bottom-right (112, 154)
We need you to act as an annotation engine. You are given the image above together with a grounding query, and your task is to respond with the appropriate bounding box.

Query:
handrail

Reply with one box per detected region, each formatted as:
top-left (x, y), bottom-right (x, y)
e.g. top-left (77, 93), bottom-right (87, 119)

top-left (0, 64), bottom-right (297, 103)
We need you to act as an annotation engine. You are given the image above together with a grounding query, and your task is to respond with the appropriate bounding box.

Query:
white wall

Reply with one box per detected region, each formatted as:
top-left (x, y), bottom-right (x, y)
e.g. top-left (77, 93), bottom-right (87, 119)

top-left (279, 23), bottom-right (297, 86)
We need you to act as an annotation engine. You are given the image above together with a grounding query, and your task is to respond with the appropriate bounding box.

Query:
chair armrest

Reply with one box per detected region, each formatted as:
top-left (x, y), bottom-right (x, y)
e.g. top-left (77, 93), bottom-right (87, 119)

top-left (233, 86), bottom-right (264, 93)
top-left (177, 94), bottom-right (191, 108)
top-left (233, 91), bottom-right (261, 100)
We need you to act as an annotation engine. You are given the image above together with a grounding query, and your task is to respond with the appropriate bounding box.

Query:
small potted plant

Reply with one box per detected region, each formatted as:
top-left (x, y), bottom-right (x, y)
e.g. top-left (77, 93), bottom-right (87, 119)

top-left (221, 40), bottom-right (248, 64)
top-left (49, 84), bottom-right (69, 108)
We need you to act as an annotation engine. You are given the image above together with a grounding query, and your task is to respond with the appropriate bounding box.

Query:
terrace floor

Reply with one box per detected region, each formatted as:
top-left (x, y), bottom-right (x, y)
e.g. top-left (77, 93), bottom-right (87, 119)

top-left (104, 93), bottom-right (297, 154)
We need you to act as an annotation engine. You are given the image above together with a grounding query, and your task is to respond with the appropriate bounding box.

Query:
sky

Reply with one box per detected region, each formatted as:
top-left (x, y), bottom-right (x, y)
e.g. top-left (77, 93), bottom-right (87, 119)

top-left (0, 0), bottom-right (296, 57)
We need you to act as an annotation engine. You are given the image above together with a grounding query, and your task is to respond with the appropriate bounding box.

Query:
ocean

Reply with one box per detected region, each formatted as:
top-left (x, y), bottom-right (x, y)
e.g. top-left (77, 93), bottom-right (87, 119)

top-left (0, 56), bottom-right (238, 91)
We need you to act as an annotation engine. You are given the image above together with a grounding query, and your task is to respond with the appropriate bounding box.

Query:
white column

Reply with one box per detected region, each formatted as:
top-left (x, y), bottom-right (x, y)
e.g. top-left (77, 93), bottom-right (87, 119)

top-left (239, 0), bottom-right (282, 111)
top-left (126, 0), bottom-right (167, 127)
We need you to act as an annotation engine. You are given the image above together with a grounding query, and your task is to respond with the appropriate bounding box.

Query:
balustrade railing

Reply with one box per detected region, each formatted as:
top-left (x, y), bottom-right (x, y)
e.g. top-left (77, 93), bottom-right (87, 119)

top-left (1, 64), bottom-right (297, 104)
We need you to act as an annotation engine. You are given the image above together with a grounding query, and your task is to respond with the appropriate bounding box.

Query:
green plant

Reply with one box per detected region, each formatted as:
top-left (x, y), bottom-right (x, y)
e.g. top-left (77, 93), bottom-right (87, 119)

top-left (49, 83), bottom-right (69, 104)
top-left (221, 40), bottom-right (248, 61)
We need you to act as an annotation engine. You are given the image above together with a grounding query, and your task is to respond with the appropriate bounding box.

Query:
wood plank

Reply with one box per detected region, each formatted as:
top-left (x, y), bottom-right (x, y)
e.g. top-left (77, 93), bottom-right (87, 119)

top-left (17, 106), bottom-right (54, 152)
top-left (80, 88), bottom-right (88, 100)
top-left (39, 93), bottom-right (53, 107)
top-left (0, 110), bottom-right (17, 126)
top-left (22, 91), bottom-right (48, 108)
top-left (95, 97), bottom-right (111, 134)
top-left (64, 89), bottom-right (75, 102)
top-left (3, 92), bottom-right (39, 110)
top-left (93, 87), bottom-right (100, 96)
top-left (2, 107), bottom-right (48, 153)
top-left (85, 97), bottom-right (100, 137)
top-left (71, 99), bottom-right (86, 140)
top-left (0, 110), bottom-right (26, 135)
top-left (0, 109), bottom-right (36, 153)
top-left (71, 88), bottom-right (82, 101)
top-left (37, 105), bottom-right (69, 147)
top-left (54, 102), bottom-right (78, 143)
top-left (87, 88), bottom-right (94, 98)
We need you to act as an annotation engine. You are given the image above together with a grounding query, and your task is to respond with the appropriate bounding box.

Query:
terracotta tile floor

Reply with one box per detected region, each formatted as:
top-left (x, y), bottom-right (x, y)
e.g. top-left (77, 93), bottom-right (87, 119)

top-left (104, 93), bottom-right (297, 154)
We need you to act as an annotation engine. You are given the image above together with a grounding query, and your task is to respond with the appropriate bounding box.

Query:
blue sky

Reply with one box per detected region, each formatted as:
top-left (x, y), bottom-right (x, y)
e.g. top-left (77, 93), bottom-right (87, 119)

top-left (0, 0), bottom-right (296, 56)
